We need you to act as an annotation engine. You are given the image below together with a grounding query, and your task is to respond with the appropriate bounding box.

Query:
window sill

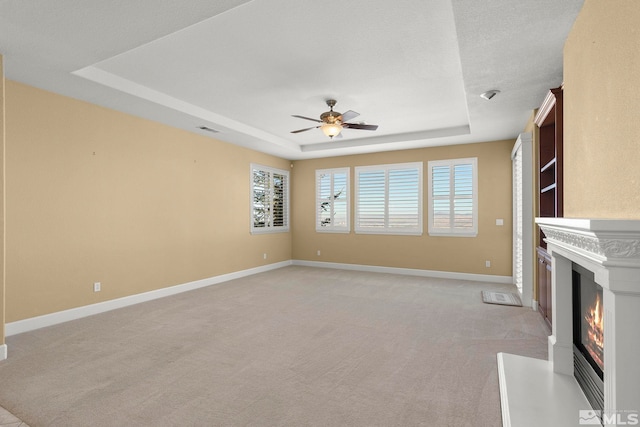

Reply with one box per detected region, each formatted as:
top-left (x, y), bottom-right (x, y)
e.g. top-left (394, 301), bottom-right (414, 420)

top-left (428, 231), bottom-right (478, 238)
top-left (250, 228), bottom-right (290, 235)
top-left (316, 229), bottom-right (351, 234)
top-left (355, 229), bottom-right (423, 236)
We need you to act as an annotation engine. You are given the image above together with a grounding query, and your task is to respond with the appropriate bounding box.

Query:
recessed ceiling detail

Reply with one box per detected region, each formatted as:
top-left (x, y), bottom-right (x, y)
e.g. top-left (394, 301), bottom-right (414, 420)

top-left (1, 0), bottom-right (584, 159)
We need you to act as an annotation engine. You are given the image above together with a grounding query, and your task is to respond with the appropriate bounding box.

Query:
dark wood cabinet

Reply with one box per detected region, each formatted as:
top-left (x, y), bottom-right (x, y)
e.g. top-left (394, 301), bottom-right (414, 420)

top-left (537, 247), bottom-right (552, 330)
top-left (534, 87), bottom-right (563, 327)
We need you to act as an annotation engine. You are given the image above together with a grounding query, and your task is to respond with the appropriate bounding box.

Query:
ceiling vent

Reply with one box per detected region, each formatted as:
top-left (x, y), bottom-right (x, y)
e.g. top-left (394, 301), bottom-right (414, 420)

top-left (480, 90), bottom-right (500, 100)
top-left (197, 126), bottom-right (220, 133)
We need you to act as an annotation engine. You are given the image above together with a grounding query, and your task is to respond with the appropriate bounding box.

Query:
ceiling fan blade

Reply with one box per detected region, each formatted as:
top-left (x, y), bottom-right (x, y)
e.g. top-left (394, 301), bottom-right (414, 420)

top-left (291, 126), bottom-right (320, 134)
top-left (341, 110), bottom-right (360, 122)
top-left (292, 114), bottom-right (322, 123)
top-left (343, 123), bottom-right (378, 131)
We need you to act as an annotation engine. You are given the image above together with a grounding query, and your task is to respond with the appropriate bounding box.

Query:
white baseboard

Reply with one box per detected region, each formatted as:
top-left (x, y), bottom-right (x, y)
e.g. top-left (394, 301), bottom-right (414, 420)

top-left (531, 299), bottom-right (539, 311)
top-left (292, 260), bottom-right (513, 284)
top-left (5, 261), bottom-right (292, 337)
top-left (0, 344), bottom-right (6, 361)
top-left (5, 259), bottom-right (512, 338)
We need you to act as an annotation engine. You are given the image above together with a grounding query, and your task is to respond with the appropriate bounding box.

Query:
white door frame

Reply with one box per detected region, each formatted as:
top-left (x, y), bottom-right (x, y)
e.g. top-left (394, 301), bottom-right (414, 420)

top-left (511, 133), bottom-right (535, 309)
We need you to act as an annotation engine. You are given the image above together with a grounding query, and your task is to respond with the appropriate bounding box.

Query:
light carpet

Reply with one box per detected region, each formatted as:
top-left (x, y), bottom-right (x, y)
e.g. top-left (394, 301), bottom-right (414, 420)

top-left (0, 266), bottom-right (548, 426)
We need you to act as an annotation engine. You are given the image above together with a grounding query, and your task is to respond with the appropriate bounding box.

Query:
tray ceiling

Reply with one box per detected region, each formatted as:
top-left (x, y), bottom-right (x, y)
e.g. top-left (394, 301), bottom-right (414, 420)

top-left (0, 0), bottom-right (583, 159)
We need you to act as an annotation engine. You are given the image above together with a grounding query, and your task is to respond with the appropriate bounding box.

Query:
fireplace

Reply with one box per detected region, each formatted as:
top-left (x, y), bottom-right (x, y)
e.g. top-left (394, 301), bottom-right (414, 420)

top-left (537, 218), bottom-right (640, 425)
top-left (572, 263), bottom-right (604, 421)
top-left (497, 218), bottom-right (640, 427)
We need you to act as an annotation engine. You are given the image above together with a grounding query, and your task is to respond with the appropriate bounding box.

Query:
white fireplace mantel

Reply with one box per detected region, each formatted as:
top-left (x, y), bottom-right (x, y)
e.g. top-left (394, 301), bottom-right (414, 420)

top-left (536, 218), bottom-right (640, 287)
top-left (498, 218), bottom-right (640, 427)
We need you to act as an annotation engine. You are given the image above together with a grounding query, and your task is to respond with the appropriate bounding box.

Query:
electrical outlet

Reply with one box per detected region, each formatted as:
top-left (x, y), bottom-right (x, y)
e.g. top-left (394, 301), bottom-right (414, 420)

top-left (317, 250), bottom-right (321, 256)
top-left (93, 282), bottom-right (101, 292)
top-left (496, 218), bottom-right (504, 226)
top-left (263, 253), bottom-right (267, 260)
top-left (485, 260), bottom-right (491, 268)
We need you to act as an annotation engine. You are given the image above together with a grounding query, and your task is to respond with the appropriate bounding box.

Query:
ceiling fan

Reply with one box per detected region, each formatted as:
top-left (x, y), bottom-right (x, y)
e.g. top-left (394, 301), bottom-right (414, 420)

top-left (291, 99), bottom-right (378, 138)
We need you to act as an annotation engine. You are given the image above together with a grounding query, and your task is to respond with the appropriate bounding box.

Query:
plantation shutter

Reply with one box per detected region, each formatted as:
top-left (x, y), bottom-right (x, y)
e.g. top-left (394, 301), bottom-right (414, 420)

top-left (250, 164), bottom-right (289, 233)
top-left (428, 158), bottom-right (477, 236)
top-left (356, 169), bottom-right (386, 230)
top-left (511, 133), bottom-right (533, 307)
top-left (252, 168), bottom-right (269, 229)
top-left (388, 167), bottom-right (420, 228)
top-left (272, 172), bottom-right (287, 227)
top-left (453, 164), bottom-right (474, 230)
top-left (514, 148), bottom-right (524, 293)
top-left (316, 168), bottom-right (350, 232)
top-left (431, 165), bottom-right (451, 229)
top-left (355, 162), bottom-right (422, 235)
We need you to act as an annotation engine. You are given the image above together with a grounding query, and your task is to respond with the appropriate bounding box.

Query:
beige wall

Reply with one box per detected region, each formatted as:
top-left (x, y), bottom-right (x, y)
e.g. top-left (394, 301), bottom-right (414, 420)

top-left (563, 0), bottom-right (640, 218)
top-left (5, 0), bottom-right (635, 333)
top-left (5, 81), bottom-right (291, 322)
top-left (291, 140), bottom-right (515, 276)
top-left (1, 55), bottom-right (5, 347)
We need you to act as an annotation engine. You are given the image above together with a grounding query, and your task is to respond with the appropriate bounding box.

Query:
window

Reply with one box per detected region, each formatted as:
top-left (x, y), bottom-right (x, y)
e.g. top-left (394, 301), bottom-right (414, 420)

top-left (355, 162), bottom-right (422, 235)
top-left (316, 168), bottom-right (350, 233)
top-left (250, 164), bottom-right (289, 233)
top-left (428, 157), bottom-right (478, 237)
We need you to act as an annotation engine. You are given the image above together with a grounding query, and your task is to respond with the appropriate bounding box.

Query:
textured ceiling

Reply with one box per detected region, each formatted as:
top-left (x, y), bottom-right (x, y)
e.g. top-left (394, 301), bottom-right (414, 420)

top-left (0, 0), bottom-right (584, 159)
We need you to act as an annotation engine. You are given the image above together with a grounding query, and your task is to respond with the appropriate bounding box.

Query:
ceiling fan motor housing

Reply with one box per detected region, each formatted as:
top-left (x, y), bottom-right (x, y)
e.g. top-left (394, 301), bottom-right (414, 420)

top-left (320, 110), bottom-right (342, 124)
top-left (320, 99), bottom-right (342, 124)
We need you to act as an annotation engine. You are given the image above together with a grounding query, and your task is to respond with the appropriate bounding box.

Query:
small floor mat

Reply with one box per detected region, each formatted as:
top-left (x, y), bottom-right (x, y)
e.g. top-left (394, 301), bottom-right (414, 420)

top-left (481, 290), bottom-right (523, 307)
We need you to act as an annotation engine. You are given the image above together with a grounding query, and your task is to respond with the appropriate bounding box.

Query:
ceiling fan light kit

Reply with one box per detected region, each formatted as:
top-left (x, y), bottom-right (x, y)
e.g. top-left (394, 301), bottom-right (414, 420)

top-left (291, 99), bottom-right (378, 139)
top-left (321, 122), bottom-right (343, 138)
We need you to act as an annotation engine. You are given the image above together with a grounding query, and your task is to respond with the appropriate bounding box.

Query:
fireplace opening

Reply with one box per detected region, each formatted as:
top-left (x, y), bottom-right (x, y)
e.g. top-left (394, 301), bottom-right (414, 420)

top-left (572, 263), bottom-right (604, 419)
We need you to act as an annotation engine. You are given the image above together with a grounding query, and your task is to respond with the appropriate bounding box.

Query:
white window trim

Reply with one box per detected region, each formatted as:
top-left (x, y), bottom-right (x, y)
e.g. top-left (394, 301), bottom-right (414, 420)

top-left (354, 162), bottom-right (423, 236)
top-left (427, 157), bottom-right (478, 237)
top-left (250, 164), bottom-right (290, 234)
top-left (316, 168), bottom-right (351, 233)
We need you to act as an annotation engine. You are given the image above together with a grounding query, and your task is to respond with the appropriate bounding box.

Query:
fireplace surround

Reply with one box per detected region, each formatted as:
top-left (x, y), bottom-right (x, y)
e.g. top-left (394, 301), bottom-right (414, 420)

top-left (498, 218), bottom-right (640, 427)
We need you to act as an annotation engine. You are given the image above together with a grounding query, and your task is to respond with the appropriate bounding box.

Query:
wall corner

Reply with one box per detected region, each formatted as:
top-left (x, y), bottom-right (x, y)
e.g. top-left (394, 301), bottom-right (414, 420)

top-left (1, 53), bottom-right (6, 352)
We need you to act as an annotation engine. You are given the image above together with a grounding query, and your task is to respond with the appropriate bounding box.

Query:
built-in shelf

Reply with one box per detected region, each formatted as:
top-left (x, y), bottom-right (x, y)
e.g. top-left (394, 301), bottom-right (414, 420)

top-left (540, 157), bottom-right (556, 173)
top-left (540, 183), bottom-right (556, 194)
top-left (534, 86), bottom-right (563, 223)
